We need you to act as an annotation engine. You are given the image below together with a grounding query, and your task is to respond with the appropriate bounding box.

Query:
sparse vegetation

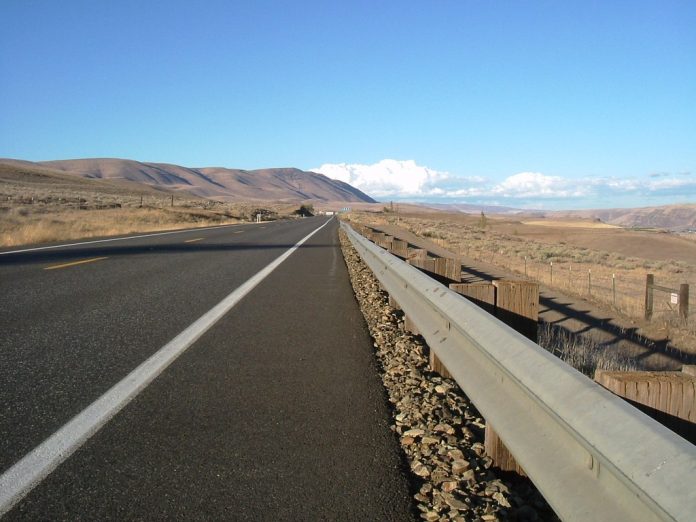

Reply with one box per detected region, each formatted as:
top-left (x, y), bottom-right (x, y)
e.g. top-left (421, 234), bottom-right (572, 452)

top-left (478, 211), bottom-right (488, 230)
top-left (294, 203), bottom-right (315, 217)
top-left (537, 321), bottom-right (645, 377)
top-left (0, 163), bottom-right (309, 247)
top-left (347, 211), bottom-right (696, 354)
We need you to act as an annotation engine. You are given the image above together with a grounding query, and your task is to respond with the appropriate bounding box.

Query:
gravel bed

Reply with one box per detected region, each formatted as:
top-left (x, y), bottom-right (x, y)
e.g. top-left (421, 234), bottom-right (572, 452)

top-left (339, 230), bottom-right (557, 522)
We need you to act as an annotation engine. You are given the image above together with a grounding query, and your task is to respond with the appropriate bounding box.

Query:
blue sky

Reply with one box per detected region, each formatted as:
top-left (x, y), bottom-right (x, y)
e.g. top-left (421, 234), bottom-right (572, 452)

top-left (1, 0), bottom-right (695, 209)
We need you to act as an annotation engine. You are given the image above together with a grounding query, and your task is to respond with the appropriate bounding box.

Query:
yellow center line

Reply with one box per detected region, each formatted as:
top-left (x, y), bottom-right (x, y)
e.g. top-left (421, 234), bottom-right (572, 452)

top-left (184, 237), bottom-right (204, 243)
top-left (44, 257), bottom-right (109, 271)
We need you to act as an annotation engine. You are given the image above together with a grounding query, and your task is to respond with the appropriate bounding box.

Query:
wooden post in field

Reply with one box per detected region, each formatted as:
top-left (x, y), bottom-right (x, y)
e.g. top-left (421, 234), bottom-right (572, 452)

top-left (171, 195), bottom-right (174, 207)
top-left (588, 269), bottom-right (592, 296)
top-left (679, 283), bottom-right (689, 321)
top-left (612, 274), bottom-right (616, 306)
top-left (645, 274), bottom-right (654, 321)
top-left (550, 262), bottom-right (553, 284)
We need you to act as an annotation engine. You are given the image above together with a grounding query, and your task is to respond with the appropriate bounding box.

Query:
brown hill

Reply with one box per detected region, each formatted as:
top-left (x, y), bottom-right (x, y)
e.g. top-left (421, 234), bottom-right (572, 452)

top-left (2, 158), bottom-right (376, 203)
top-left (0, 160), bottom-right (178, 198)
top-left (549, 204), bottom-right (696, 231)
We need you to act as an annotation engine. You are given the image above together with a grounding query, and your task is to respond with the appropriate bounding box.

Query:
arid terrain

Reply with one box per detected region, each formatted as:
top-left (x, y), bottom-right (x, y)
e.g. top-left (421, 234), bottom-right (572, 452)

top-left (348, 208), bottom-right (696, 359)
top-left (0, 158), bottom-right (375, 203)
top-left (0, 162), bottom-right (310, 247)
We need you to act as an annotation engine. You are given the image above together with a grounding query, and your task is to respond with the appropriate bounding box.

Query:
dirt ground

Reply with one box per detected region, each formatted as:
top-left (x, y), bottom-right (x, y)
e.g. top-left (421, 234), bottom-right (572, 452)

top-left (400, 211), bottom-right (696, 265)
top-left (348, 210), bottom-right (696, 368)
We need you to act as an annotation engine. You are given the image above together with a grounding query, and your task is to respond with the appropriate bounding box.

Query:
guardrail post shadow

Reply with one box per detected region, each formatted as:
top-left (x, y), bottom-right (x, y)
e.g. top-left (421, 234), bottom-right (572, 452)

top-left (388, 295), bottom-right (400, 310)
top-left (403, 315), bottom-right (420, 336)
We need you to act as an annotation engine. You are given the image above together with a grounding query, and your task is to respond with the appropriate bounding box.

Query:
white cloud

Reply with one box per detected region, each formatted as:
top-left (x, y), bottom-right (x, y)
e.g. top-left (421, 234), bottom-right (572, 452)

top-left (312, 159), bottom-right (454, 198)
top-left (313, 159), bottom-right (696, 208)
top-left (489, 172), bottom-right (589, 198)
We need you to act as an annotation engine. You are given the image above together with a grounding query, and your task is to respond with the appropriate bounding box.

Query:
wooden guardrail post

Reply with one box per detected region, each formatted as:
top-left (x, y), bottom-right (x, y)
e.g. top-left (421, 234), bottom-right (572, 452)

top-left (595, 369), bottom-right (696, 444)
top-left (389, 239), bottom-right (409, 258)
top-left (449, 280), bottom-right (538, 473)
top-left (449, 282), bottom-right (496, 314)
top-left (484, 425), bottom-right (527, 476)
top-left (493, 280), bottom-right (539, 342)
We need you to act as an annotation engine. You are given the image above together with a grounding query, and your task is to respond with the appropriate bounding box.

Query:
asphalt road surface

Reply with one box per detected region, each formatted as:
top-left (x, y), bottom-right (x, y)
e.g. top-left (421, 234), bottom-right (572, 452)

top-left (0, 217), bottom-right (414, 520)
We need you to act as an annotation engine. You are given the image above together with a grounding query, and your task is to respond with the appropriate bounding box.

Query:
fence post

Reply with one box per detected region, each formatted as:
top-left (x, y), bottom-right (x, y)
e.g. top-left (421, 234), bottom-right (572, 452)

top-left (679, 283), bottom-right (689, 321)
top-left (524, 256), bottom-right (527, 276)
top-left (645, 274), bottom-right (654, 321)
top-left (550, 262), bottom-right (553, 284)
top-left (588, 269), bottom-right (592, 296)
top-left (171, 195), bottom-right (174, 207)
top-left (612, 274), bottom-right (616, 306)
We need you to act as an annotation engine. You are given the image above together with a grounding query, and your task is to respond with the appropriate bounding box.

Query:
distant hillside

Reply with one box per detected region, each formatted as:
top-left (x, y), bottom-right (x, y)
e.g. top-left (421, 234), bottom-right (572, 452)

top-left (0, 160), bottom-right (176, 197)
top-left (420, 200), bottom-right (696, 231)
top-left (549, 205), bottom-right (696, 231)
top-left (0, 158), bottom-right (376, 203)
top-left (423, 202), bottom-right (526, 215)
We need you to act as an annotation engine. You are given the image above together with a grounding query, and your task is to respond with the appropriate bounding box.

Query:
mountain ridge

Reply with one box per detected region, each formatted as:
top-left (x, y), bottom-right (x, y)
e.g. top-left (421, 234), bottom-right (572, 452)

top-left (0, 158), bottom-right (376, 203)
top-left (422, 202), bottom-right (696, 231)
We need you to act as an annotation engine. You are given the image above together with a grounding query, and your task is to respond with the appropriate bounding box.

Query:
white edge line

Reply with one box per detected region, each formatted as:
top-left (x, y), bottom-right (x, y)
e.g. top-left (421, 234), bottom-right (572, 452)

top-left (0, 223), bottom-right (243, 255)
top-left (0, 217), bottom-right (332, 516)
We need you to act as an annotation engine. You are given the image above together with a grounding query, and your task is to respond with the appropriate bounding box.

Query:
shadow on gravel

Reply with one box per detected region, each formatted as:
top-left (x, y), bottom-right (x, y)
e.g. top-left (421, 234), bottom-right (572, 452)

top-left (0, 242), bottom-right (334, 266)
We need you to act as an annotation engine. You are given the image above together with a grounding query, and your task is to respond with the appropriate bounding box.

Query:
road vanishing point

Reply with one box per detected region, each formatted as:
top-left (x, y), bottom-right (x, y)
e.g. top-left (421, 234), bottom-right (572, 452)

top-left (0, 217), bottom-right (414, 520)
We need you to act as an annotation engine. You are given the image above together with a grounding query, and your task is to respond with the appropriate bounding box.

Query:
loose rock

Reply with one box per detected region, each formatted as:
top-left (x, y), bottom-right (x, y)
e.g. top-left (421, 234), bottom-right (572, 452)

top-left (339, 228), bottom-right (557, 521)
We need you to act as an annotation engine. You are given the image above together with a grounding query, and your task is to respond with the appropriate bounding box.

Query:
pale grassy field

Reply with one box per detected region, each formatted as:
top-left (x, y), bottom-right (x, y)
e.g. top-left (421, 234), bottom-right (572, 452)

top-left (0, 185), bottom-right (303, 248)
top-left (0, 206), bottom-right (242, 247)
top-left (521, 219), bottom-right (619, 229)
top-left (0, 161), bottom-right (313, 247)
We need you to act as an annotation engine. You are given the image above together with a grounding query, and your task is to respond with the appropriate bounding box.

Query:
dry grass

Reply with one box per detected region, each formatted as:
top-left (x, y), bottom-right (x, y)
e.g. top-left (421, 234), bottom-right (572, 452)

top-left (348, 211), bottom-right (696, 353)
top-left (0, 186), bottom-right (306, 248)
top-left (537, 321), bottom-right (645, 377)
top-left (0, 207), bottom-right (242, 247)
top-left (521, 220), bottom-right (619, 228)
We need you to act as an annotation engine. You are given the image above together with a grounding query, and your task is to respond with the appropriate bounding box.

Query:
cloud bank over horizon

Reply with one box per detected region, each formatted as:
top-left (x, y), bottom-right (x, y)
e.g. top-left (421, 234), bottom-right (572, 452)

top-left (312, 160), bottom-right (695, 209)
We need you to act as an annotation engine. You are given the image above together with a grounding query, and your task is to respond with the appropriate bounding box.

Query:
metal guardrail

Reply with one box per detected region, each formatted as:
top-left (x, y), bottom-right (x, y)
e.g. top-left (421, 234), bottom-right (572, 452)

top-left (342, 222), bottom-right (696, 522)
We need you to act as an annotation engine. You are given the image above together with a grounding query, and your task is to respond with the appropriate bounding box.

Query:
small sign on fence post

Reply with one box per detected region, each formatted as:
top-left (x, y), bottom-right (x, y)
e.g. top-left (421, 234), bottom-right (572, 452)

top-left (644, 274), bottom-right (689, 322)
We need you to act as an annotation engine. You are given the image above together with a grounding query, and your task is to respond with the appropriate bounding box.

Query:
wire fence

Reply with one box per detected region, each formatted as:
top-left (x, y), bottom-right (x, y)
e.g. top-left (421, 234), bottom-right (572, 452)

top-left (498, 254), bottom-right (695, 329)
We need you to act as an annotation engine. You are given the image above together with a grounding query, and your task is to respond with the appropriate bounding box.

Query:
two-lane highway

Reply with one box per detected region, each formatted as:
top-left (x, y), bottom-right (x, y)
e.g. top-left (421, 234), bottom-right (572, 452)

top-left (0, 218), bottom-right (414, 519)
